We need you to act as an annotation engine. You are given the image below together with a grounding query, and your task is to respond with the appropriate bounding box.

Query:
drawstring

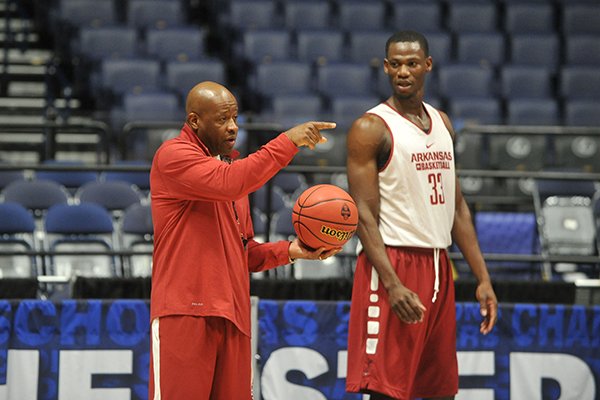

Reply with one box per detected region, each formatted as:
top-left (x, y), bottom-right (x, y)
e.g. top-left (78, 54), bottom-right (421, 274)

top-left (432, 248), bottom-right (440, 303)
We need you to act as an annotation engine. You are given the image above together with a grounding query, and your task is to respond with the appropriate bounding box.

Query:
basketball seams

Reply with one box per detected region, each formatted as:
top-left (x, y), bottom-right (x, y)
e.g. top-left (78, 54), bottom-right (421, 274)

top-left (292, 184), bottom-right (359, 250)
top-left (292, 211), bottom-right (358, 227)
top-left (296, 198), bottom-right (356, 209)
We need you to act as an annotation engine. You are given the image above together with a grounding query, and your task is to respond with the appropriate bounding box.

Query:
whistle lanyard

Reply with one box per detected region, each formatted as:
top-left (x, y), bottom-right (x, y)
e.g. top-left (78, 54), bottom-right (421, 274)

top-left (232, 201), bottom-right (248, 249)
top-left (220, 155), bottom-right (248, 249)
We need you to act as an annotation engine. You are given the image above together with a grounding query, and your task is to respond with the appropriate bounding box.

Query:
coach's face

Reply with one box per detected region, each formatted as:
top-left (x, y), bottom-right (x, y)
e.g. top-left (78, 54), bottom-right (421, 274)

top-left (186, 83), bottom-right (239, 157)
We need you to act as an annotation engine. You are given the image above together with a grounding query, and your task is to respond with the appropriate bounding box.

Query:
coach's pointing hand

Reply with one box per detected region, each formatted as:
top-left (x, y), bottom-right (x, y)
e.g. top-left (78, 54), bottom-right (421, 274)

top-left (285, 121), bottom-right (336, 150)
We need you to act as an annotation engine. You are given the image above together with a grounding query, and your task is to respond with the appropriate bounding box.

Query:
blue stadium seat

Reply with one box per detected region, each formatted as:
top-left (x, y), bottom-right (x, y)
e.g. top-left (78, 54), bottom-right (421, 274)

top-left (122, 92), bottom-right (181, 122)
top-left (296, 30), bottom-right (345, 65)
top-left (565, 35), bottom-right (600, 66)
top-left (475, 211), bottom-right (539, 275)
top-left (348, 31), bottom-right (390, 66)
top-left (448, 98), bottom-right (502, 125)
top-left (104, 160), bottom-right (151, 192)
top-left (561, 4), bottom-right (600, 34)
top-left (284, 2), bottom-right (331, 31)
top-left (252, 185), bottom-right (288, 216)
top-left (506, 99), bottom-right (560, 126)
top-left (330, 95), bottom-right (380, 128)
top-left (252, 61), bottom-right (313, 99)
top-left (271, 172), bottom-right (308, 198)
top-left (427, 32), bottom-right (452, 65)
top-left (437, 64), bottom-right (495, 100)
top-left (121, 203), bottom-right (153, 277)
top-left (509, 34), bottom-right (560, 70)
top-left (165, 60), bottom-right (226, 100)
top-left (317, 62), bottom-right (374, 98)
top-left (500, 66), bottom-right (553, 100)
top-left (0, 202), bottom-right (38, 277)
top-left (35, 161), bottom-right (98, 192)
top-left (337, 2), bottom-right (386, 31)
top-left (127, 0), bottom-right (184, 30)
top-left (390, 3), bottom-right (442, 33)
top-left (76, 27), bottom-right (138, 62)
top-left (145, 27), bottom-right (207, 63)
top-left (268, 94), bottom-right (323, 128)
top-left (58, 0), bottom-right (116, 29)
top-left (241, 30), bottom-right (291, 64)
top-left (0, 168), bottom-right (25, 191)
top-left (559, 66), bottom-right (600, 100)
top-left (446, 3), bottom-right (498, 33)
top-left (504, 3), bottom-right (555, 34)
top-left (76, 180), bottom-right (143, 214)
top-left (227, 0), bottom-right (277, 31)
top-left (44, 203), bottom-right (117, 278)
top-left (2, 180), bottom-right (70, 216)
top-left (456, 33), bottom-right (506, 67)
top-left (564, 100), bottom-right (600, 126)
top-left (99, 59), bottom-right (161, 97)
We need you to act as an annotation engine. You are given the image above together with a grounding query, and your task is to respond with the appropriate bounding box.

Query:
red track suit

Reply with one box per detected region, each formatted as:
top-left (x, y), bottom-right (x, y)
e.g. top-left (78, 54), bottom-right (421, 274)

top-left (149, 124), bottom-right (298, 399)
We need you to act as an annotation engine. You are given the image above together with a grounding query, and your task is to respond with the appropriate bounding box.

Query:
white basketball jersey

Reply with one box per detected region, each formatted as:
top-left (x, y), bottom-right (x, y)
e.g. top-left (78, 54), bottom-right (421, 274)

top-left (366, 102), bottom-right (456, 248)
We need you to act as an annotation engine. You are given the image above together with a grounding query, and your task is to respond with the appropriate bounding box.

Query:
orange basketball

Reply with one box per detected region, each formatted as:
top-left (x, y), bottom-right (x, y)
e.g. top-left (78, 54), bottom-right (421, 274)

top-left (292, 184), bottom-right (359, 250)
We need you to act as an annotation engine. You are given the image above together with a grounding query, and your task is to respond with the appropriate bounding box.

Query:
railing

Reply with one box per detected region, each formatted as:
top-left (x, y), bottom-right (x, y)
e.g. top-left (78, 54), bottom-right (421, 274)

top-left (1, 123), bottom-right (599, 282)
top-left (0, 120), bottom-right (111, 162)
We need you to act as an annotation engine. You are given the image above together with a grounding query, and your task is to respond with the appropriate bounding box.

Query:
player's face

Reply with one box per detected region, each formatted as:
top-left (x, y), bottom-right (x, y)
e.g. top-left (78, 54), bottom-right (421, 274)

top-left (384, 41), bottom-right (432, 100)
top-left (191, 93), bottom-right (239, 156)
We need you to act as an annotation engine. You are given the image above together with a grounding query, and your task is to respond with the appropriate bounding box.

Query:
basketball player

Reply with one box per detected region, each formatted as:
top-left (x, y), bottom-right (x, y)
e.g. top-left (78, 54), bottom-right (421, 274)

top-left (345, 31), bottom-right (498, 399)
top-left (148, 81), bottom-right (340, 399)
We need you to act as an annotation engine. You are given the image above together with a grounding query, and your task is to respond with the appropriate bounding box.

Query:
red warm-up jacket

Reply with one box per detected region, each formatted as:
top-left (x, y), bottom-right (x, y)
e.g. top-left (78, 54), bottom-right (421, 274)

top-left (150, 124), bottom-right (298, 336)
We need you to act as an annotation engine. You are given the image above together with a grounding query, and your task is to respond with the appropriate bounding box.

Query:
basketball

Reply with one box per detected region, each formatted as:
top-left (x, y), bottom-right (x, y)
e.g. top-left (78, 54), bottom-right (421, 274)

top-left (292, 184), bottom-right (359, 250)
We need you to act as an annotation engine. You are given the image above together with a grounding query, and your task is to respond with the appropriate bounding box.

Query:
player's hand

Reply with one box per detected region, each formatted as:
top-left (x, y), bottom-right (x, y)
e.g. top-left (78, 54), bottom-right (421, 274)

top-left (476, 280), bottom-right (498, 335)
top-left (284, 121), bottom-right (336, 150)
top-left (388, 284), bottom-right (427, 324)
top-left (288, 238), bottom-right (342, 261)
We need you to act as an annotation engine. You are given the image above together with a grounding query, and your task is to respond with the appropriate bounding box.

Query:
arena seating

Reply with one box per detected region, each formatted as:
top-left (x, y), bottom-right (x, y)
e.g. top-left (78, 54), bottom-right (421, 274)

top-left (0, 0), bottom-right (598, 298)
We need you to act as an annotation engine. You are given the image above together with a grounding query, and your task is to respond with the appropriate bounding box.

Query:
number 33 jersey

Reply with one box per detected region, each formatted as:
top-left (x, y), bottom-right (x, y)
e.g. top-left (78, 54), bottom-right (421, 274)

top-left (367, 101), bottom-right (456, 249)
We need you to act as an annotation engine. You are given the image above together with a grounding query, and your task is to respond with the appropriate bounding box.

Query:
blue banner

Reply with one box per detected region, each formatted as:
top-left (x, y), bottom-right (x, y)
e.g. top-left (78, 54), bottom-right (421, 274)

top-left (257, 300), bottom-right (600, 400)
top-left (0, 300), bottom-right (598, 399)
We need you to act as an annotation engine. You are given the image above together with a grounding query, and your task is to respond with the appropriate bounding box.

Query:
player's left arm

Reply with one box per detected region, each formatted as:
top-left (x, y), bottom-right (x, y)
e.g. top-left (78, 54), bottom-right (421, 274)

top-left (440, 111), bottom-right (498, 335)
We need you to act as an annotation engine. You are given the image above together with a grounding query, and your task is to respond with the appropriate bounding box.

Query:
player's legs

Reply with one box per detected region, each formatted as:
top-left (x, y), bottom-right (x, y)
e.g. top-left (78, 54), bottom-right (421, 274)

top-left (411, 251), bottom-right (458, 399)
top-left (348, 248), bottom-right (437, 399)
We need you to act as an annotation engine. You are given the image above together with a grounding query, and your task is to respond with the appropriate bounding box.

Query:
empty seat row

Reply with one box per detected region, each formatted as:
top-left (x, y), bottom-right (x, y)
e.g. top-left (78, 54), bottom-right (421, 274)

top-left (0, 163), bottom-right (150, 193)
top-left (0, 201), bottom-right (153, 279)
top-left (73, 26), bottom-right (209, 65)
top-left (55, 0), bottom-right (189, 31)
top-left (237, 30), bottom-right (599, 70)
top-left (223, 1), bottom-right (600, 35)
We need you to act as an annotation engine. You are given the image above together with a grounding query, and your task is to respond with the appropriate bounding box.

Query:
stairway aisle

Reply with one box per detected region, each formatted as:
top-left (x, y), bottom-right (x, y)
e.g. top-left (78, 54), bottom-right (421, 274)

top-left (0, 0), bottom-right (107, 164)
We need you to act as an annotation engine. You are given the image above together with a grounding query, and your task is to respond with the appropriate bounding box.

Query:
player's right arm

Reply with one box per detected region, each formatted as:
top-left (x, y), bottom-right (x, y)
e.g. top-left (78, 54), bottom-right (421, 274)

top-left (347, 114), bottom-right (426, 324)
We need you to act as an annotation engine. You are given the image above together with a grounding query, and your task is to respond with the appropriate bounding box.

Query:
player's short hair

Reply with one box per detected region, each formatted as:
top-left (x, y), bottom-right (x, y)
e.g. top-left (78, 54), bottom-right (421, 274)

top-left (385, 31), bottom-right (429, 58)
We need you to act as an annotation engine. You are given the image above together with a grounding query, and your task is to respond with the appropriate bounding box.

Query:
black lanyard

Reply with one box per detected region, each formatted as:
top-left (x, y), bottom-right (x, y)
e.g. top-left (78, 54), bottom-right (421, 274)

top-left (232, 200), bottom-right (248, 249)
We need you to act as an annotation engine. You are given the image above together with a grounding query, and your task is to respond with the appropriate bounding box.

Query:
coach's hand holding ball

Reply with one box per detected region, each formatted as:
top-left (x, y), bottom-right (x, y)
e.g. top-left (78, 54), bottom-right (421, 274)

top-left (284, 121), bottom-right (336, 149)
top-left (288, 238), bottom-right (341, 262)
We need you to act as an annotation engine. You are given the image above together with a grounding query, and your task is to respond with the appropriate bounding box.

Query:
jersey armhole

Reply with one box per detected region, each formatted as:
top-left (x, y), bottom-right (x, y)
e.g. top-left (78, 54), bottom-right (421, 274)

top-left (366, 111), bottom-right (394, 173)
